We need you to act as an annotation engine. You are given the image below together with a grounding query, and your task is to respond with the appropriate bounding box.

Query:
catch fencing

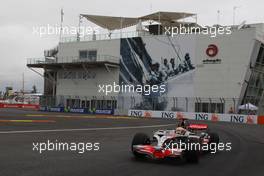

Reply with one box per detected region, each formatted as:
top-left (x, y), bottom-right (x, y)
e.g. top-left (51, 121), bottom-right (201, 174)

top-left (39, 95), bottom-right (260, 115)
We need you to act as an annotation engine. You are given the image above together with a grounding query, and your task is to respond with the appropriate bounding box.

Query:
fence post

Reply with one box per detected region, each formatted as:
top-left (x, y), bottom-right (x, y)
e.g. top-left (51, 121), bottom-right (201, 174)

top-left (209, 98), bottom-right (212, 113)
top-left (185, 97), bottom-right (188, 112)
top-left (233, 98), bottom-right (236, 113)
top-left (173, 97), bottom-right (176, 110)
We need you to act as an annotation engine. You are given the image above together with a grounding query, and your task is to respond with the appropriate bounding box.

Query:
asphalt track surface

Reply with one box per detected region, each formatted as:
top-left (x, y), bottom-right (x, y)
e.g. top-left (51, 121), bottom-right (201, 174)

top-left (0, 108), bottom-right (263, 176)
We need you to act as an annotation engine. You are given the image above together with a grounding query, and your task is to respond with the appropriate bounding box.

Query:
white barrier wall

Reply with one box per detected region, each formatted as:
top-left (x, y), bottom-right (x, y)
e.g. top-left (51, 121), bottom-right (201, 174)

top-left (128, 110), bottom-right (258, 124)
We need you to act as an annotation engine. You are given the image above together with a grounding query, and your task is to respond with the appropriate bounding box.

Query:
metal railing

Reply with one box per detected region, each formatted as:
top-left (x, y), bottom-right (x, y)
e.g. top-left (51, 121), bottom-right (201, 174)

top-left (39, 95), bottom-right (260, 115)
top-left (60, 31), bottom-right (152, 43)
top-left (58, 26), bottom-right (256, 43)
top-left (27, 55), bottom-right (120, 65)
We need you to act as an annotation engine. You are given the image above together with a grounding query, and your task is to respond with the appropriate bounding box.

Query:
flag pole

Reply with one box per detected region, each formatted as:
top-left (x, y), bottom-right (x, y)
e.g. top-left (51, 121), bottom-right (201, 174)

top-left (60, 8), bottom-right (64, 42)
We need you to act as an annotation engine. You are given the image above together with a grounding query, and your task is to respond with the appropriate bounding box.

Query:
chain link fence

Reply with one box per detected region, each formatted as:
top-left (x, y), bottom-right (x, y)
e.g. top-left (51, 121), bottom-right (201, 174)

top-left (39, 95), bottom-right (261, 115)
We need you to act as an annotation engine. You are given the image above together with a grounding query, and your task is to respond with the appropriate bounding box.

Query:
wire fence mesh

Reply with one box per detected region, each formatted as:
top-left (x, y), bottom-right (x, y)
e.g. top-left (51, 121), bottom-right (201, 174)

top-left (39, 95), bottom-right (261, 115)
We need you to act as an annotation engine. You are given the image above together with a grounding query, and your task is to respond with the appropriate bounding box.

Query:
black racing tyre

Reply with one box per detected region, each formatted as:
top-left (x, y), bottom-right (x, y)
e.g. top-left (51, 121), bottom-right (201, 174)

top-left (206, 132), bottom-right (220, 153)
top-left (184, 149), bottom-right (199, 163)
top-left (183, 138), bottom-right (199, 163)
top-left (131, 133), bottom-right (151, 158)
top-left (209, 132), bottom-right (220, 144)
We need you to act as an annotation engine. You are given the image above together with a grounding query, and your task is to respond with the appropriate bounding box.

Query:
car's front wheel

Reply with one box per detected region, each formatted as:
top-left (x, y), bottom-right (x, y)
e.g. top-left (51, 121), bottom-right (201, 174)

top-left (131, 133), bottom-right (151, 158)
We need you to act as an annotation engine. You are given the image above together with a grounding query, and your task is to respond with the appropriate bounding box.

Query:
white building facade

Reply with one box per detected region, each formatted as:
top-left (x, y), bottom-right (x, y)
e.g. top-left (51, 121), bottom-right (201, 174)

top-left (27, 12), bottom-right (264, 115)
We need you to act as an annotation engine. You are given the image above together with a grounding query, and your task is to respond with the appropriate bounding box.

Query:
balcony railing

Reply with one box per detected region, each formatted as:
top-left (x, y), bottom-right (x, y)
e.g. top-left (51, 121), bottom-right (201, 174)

top-left (60, 31), bottom-right (152, 43)
top-left (27, 55), bottom-right (120, 65)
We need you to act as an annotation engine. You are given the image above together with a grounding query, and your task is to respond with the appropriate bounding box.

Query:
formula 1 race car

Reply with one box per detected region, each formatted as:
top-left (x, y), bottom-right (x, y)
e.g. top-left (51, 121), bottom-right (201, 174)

top-left (131, 119), bottom-right (219, 163)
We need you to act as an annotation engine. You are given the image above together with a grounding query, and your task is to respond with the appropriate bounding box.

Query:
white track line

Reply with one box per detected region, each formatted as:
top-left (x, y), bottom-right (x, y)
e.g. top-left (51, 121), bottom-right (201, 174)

top-left (0, 124), bottom-right (175, 134)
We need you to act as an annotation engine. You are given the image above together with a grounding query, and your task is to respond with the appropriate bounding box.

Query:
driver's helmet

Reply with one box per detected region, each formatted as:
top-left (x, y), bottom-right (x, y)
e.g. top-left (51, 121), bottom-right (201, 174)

top-left (177, 119), bottom-right (189, 129)
top-left (175, 127), bottom-right (187, 135)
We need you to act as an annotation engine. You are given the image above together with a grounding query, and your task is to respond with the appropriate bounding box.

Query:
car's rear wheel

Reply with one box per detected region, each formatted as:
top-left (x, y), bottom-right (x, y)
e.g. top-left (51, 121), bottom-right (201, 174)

top-left (183, 138), bottom-right (199, 163)
top-left (206, 132), bottom-right (220, 153)
top-left (209, 132), bottom-right (219, 144)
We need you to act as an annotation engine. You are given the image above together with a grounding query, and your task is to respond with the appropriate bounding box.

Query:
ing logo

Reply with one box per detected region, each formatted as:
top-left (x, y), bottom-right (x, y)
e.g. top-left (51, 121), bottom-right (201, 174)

top-left (211, 114), bottom-right (219, 121)
top-left (144, 111), bottom-right (152, 118)
top-left (246, 116), bottom-right (254, 124)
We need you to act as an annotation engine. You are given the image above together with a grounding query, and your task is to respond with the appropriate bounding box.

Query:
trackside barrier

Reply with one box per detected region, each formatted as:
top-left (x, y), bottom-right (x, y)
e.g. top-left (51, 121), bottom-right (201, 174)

top-left (0, 103), bottom-right (39, 110)
top-left (128, 110), bottom-right (260, 125)
top-left (39, 106), bottom-right (114, 115)
top-left (257, 116), bottom-right (264, 125)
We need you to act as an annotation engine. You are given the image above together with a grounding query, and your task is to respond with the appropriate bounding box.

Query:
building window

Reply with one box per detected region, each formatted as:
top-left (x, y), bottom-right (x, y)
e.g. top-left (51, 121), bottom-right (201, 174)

top-left (79, 50), bottom-right (97, 61)
top-left (88, 50), bottom-right (97, 61)
top-left (63, 71), bottom-right (76, 79)
top-left (79, 50), bottom-right (88, 59)
top-left (256, 44), bottom-right (264, 64)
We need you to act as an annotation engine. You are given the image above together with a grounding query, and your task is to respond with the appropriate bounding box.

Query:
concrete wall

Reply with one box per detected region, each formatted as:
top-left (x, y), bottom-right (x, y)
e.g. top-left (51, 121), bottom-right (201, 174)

top-left (56, 67), bottom-right (119, 97)
top-left (56, 39), bottom-right (120, 98)
top-left (193, 28), bottom-right (258, 112)
top-left (54, 27), bottom-right (261, 113)
top-left (57, 39), bottom-right (120, 62)
top-left (194, 28), bottom-right (256, 98)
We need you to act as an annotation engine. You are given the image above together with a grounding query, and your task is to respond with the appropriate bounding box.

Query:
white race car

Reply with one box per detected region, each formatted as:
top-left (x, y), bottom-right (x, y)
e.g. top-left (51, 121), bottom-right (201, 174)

top-left (131, 119), bottom-right (219, 163)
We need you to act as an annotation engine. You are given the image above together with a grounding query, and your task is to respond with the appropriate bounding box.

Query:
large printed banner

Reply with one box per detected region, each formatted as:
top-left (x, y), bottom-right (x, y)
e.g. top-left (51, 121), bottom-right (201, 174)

top-left (39, 106), bottom-right (114, 115)
top-left (119, 36), bottom-right (196, 111)
top-left (0, 103), bottom-right (39, 109)
top-left (128, 109), bottom-right (258, 124)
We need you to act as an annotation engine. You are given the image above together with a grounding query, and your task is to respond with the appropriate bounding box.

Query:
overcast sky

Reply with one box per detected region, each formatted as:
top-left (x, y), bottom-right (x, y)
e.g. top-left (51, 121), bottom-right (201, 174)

top-left (0, 0), bottom-right (264, 93)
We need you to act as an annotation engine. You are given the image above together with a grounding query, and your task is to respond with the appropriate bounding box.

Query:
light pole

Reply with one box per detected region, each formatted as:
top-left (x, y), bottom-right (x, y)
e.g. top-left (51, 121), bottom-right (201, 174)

top-left (217, 10), bottom-right (220, 25)
top-left (77, 15), bottom-right (83, 41)
top-left (233, 6), bottom-right (241, 26)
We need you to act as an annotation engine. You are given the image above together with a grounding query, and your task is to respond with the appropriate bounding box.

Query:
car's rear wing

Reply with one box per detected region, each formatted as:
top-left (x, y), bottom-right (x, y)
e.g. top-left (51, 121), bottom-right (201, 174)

top-left (188, 124), bottom-right (208, 130)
